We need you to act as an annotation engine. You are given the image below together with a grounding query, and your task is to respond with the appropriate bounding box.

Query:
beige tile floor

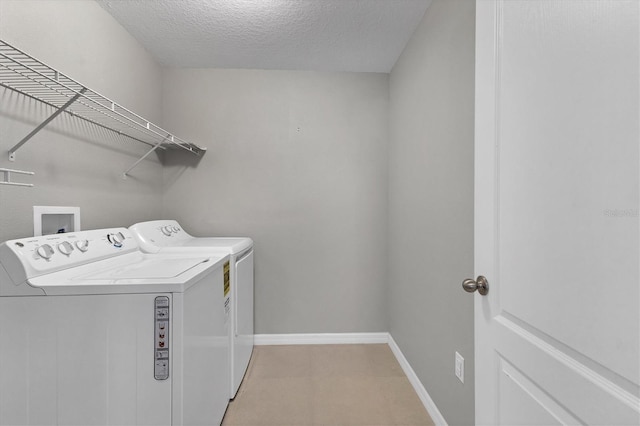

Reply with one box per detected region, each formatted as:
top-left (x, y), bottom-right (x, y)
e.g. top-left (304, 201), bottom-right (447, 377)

top-left (222, 344), bottom-right (434, 426)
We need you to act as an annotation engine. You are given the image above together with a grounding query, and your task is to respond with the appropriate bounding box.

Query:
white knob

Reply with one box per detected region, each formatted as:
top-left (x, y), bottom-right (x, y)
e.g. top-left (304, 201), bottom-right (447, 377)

top-left (161, 226), bottom-right (172, 236)
top-left (75, 240), bottom-right (89, 252)
top-left (172, 226), bottom-right (179, 233)
top-left (111, 233), bottom-right (123, 247)
top-left (36, 244), bottom-right (55, 260)
top-left (57, 241), bottom-right (74, 256)
top-left (115, 232), bottom-right (125, 243)
top-left (107, 233), bottom-right (123, 247)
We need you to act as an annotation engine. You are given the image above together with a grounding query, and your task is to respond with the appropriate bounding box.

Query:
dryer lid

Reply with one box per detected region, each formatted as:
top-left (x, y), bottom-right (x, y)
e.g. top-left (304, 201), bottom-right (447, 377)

top-left (171, 237), bottom-right (253, 254)
top-left (129, 220), bottom-right (253, 254)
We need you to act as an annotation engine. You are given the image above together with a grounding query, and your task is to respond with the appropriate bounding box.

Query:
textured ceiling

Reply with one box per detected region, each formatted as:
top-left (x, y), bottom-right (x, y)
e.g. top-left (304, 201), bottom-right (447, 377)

top-left (97, 0), bottom-right (431, 73)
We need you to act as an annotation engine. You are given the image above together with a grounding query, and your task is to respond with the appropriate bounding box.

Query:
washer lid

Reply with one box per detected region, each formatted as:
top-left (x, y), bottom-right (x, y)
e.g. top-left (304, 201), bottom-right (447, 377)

top-left (76, 256), bottom-right (208, 280)
top-left (27, 252), bottom-right (228, 296)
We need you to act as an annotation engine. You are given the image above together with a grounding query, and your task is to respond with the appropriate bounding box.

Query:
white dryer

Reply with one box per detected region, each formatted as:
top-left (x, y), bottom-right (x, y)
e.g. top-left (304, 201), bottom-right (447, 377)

top-left (0, 228), bottom-right (230, 426)
top-left (129, 220), bottom-right (253, 399)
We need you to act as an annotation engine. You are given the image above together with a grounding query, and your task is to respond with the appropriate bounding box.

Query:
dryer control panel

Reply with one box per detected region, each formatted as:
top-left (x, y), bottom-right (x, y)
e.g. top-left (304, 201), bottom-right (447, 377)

top-left (0, 228), bottom-right (139, 288)
top-left (128, 220), bottom-right (192, 253)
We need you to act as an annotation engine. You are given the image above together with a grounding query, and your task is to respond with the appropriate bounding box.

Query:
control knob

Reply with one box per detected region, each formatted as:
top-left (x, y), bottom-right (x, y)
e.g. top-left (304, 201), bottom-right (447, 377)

top-left (107, 232), bottom-right (124, 248)
top-left (75, 240), bottom-right (89, 252)
top-left (36, 244), bottom-right (55, 260)
top-left (57, 241), bottom-right (74, 256)
top-left (161, 226), bottom-right (173, 236)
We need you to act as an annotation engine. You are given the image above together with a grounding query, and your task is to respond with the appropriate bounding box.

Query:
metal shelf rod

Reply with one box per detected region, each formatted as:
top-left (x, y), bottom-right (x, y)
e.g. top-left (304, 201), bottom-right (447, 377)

top-left (123, 136), bottom-right (168, 178)
top-left (0, 167), bottom-right (34, 187)
top-left (9, 88), bottom-right (86, 161)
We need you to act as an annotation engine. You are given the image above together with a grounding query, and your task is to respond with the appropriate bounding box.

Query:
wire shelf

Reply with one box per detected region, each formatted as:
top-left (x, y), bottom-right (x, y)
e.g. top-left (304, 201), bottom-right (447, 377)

top-left (0, 39), bottom-right (205, 175)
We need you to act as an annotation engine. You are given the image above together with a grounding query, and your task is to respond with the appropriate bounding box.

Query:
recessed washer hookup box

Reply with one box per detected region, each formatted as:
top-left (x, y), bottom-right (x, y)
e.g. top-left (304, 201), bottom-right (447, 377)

top-left (33, 206), bottom-right (80, 236)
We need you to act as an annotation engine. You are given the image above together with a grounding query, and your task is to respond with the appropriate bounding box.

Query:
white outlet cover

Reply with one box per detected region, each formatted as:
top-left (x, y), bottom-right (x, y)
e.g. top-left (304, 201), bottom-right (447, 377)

top-left (455, 351), bottom-right (464, 384)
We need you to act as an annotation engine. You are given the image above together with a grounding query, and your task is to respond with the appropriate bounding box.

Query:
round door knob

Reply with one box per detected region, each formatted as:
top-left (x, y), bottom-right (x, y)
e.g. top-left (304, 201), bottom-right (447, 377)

top-left (462, 276), bottom-right (489, 295)
top-left (36, 244), bottom-right (55, 260)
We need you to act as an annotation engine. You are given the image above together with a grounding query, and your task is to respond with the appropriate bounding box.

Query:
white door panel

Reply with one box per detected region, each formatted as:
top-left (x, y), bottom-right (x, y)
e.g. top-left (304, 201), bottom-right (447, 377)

top-left (499, 360), bottom-right (566, 426)
top-left (475, 0), bottom-right (639, 424)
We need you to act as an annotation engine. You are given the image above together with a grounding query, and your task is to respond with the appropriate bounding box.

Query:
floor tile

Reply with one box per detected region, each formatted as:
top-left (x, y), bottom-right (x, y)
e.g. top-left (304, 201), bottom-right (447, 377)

top-left (222, 344), bottom-right (435, 426)
top-left (311, 376), bottom-right (393, 426)
top-left (250, 345), bottom-right (313, 379)
top-left (311, 344), bottom-right (378, 378)
top-left (365, 344), bottom-right (406, 377)
top-left (381, 377), bottom-right (435, 426)
top-left (223, 377), bottom-right (314, 425)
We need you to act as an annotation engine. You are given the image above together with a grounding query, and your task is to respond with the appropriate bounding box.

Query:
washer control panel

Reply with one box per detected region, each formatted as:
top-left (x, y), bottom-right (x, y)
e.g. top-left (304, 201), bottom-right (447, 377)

top-left (154, 296), bottom-right (170, 380)
top-left (0, 228), bottom-right (139, 284)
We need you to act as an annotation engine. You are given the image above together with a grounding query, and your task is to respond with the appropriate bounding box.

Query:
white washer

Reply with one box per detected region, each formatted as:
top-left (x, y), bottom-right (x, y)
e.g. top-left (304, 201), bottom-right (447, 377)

top-left (0, 228), bottom-right (230, 426)
top-left (129, 220), bottom-right (253, 399)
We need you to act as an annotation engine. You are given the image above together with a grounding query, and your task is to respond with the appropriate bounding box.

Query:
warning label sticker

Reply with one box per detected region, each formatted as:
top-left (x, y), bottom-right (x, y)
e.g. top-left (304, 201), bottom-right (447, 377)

top-left (223, 261), bottom-right (230, 322)
top-left (223, 261), bottom-right (230, 297)
top-left (224, 295), bottom-right (230, 320)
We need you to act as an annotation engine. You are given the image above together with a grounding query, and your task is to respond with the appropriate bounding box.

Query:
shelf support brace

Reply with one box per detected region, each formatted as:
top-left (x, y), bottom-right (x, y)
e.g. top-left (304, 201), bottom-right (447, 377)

top-left (8, 88), bottom-right (87, 161)
top-left (122, 134), bottom-right (172, 178)
top-left (0, 167), bottom-right (34, 187)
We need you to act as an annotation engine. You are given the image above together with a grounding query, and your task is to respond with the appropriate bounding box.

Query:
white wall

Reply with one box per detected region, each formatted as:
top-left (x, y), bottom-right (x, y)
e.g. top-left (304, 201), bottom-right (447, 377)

top-left (388, 1), bottom-right (476, 425)
top-left (0, 0), bottom-right (164, 242)
top-left (161, 69), bottom-right (389, 334)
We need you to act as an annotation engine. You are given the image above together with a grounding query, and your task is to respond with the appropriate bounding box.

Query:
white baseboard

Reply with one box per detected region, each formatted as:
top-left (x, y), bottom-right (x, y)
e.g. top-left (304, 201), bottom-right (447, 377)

top-left (387, 334), bottom-right (448, 426)
top-left (254, 332), bottom-right (389, 345)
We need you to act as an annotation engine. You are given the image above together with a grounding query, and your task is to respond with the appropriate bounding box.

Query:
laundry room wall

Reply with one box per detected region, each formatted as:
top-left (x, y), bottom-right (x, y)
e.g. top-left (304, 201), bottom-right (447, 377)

top-left (0, 0), bottom-right (164, 242)
top-left (161, 69), bottom-right (389, 334)
top-left (388, 1), bottom-right (475, 425)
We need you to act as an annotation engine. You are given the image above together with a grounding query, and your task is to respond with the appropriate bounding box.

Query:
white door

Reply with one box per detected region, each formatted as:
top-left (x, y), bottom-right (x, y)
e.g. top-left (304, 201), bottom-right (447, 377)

top-left (474, 1), bottom-right (639, 424)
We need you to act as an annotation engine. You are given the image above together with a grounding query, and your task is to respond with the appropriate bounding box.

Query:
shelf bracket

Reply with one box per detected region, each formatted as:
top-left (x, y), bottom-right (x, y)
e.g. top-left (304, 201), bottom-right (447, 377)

top-left (0, 167), bottom-right (34, 187)
top-left (122, 134), bottom-right (172, 178)
top-left (8, 87), bottom-right (87, 161)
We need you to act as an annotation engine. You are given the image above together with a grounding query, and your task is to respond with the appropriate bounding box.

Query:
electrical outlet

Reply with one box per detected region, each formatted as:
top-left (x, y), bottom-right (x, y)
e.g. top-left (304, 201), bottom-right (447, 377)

top-left (455, 352), bottom-right (464, 383)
